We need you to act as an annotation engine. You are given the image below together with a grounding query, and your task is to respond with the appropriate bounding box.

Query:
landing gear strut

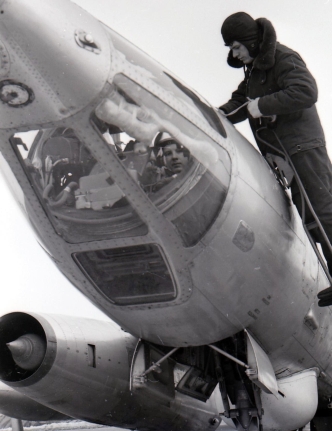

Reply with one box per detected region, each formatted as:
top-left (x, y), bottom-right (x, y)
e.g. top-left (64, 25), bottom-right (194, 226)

top-left (213, 335), bottom-right (263, 431)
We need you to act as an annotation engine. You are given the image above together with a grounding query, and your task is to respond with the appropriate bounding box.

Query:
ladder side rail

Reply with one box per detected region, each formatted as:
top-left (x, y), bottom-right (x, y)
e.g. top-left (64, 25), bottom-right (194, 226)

top-left (255, 126), bottom-right (332, 286)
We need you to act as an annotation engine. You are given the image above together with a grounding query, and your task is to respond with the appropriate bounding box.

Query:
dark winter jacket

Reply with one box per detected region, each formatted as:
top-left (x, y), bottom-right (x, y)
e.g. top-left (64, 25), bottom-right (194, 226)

top-left (219, 18), bottom-right (325, 156)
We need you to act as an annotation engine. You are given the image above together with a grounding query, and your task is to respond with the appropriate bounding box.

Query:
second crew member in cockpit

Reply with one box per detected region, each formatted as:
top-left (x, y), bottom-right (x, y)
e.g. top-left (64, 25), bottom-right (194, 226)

top-left (152, 134), bottom-right (190, 192)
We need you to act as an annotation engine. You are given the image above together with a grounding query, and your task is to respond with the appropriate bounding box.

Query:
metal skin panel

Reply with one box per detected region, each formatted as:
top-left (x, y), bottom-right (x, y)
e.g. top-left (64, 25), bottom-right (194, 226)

top-left (0, 0), bottom-right (110, 127)
top-left (0, 381), bottom-right (68, 421)
top-left (0, 313), bottom-right (221, 431)
top-left (190, 119), bottom-right (332, 390)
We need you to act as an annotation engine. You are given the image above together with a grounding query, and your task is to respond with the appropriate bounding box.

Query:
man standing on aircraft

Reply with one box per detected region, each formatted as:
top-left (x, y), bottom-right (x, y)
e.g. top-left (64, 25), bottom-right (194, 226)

top-left (219, 12), bottom-right (332, 274)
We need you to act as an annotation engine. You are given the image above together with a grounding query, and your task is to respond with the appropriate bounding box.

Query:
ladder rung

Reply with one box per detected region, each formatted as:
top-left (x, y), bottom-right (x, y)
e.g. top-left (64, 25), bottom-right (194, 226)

top-left (306, 221), bottom-right (318, 231)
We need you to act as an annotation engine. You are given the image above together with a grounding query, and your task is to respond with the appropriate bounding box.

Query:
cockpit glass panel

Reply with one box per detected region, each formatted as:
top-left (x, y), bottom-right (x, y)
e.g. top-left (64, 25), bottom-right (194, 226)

top-left (11, 128), bottom-right (148, 243)
top-left (92, 73), bottom-right (231, 246)
top-left (73, 244), bottom-right (176, 305)
top-left (105, 26), bottom-right (226, 139)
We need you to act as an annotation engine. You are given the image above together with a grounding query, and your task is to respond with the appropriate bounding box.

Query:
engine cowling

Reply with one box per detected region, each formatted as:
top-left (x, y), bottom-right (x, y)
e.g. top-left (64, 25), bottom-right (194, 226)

top-left (0, 312), bottom-right (221, 431)
top-left (0, 381), bottom-right (68, 421)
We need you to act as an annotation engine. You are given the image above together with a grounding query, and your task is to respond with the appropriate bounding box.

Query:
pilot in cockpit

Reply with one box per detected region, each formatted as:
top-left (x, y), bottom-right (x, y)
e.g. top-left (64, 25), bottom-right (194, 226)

top-left (151, 133), bottom-right (191, 192)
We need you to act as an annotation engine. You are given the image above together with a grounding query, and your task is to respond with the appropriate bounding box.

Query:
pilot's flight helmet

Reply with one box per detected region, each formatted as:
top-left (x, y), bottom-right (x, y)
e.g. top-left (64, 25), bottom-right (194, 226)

top-left (154, 132), bottom-right (189, 154)
top-left (154, 132), bottom-right (179, 149)
top-left (153, 132), bottom-right (190, 167)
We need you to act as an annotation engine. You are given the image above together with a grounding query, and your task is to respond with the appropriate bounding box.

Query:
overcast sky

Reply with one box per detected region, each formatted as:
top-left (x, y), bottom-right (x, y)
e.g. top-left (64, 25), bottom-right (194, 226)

top-left (0, 0), bottom-right (331, 321)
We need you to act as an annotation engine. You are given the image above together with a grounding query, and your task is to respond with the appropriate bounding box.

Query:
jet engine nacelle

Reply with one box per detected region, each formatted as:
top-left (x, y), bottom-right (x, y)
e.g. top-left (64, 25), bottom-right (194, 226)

top-left (0, 381), bottom-right (68, 421)
top-left (0, 312), bottom-right (221, 431)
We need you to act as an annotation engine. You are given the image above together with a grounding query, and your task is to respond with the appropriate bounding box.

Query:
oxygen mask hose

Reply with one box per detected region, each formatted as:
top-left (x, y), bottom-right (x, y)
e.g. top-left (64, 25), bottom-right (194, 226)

top-left (223, 99), bottom-right (277, 127)
top-left (223, 101), bottom-right (250, 117)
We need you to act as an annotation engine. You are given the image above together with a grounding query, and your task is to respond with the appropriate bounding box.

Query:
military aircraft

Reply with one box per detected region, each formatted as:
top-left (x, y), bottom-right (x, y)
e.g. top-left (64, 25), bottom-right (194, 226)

top-left (0, 0), bottom-right (331, 430)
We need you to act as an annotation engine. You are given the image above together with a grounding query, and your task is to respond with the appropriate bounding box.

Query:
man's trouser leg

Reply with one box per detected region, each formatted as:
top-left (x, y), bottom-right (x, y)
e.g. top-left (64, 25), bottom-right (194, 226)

top-left (290, 146), bottom-right (332, 274)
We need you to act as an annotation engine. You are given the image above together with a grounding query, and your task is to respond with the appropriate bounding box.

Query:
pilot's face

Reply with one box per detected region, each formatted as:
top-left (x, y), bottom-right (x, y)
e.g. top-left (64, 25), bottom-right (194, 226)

top-left (230, 41), bottom-right (254, 64)
top-left (163, 143), bottom-right (189, 174)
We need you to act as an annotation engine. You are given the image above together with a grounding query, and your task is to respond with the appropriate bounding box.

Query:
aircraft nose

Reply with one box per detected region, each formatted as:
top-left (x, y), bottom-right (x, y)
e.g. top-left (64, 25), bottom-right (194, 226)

top-left (0, 0), bottom-right (111, 129)
top-left (7, 334), bottom-right (46, 371)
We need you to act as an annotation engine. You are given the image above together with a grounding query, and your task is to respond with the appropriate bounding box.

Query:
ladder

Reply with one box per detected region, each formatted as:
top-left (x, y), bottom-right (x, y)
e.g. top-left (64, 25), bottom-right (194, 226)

top-left (255, 125), bottom-right (332, 307)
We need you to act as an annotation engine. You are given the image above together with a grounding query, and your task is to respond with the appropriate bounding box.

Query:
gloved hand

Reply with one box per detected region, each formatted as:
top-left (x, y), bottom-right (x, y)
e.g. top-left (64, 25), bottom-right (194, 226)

top-left (247, 98), bottom-right (262, 118)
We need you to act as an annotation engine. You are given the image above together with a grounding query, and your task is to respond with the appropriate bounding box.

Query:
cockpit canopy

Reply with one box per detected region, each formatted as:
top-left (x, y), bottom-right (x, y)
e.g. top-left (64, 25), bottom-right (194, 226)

top-left (12, 72), bottom-right (231, 247)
